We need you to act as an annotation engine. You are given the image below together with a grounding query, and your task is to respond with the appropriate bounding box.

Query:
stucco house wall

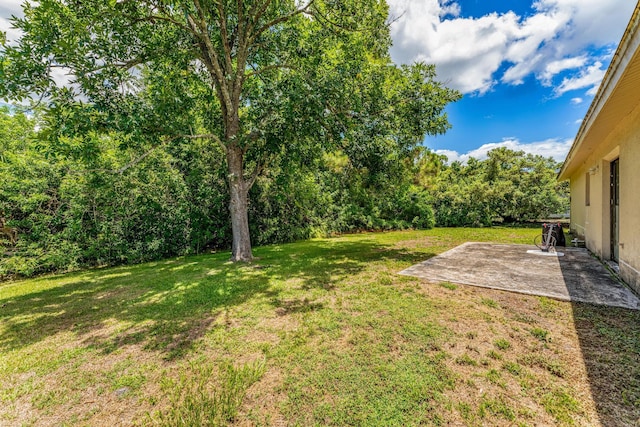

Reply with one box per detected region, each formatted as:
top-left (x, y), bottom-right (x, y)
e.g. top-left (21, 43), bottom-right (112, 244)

top-left (559, 4), bottom-right (640, 295)
top-left (618, 106), bottom-right (640, 293)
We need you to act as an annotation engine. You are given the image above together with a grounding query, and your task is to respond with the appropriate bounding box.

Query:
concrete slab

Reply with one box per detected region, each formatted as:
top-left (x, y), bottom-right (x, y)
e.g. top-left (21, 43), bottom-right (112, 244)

top-left (399, 242), bottom-right (640, 310)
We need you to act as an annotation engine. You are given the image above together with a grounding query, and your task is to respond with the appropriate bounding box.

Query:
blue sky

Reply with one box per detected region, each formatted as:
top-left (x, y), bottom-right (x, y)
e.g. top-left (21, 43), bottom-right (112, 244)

top-left (387, 0), bottom-right (637, 162)
top-left (1, 1), bottom-right (636, 163)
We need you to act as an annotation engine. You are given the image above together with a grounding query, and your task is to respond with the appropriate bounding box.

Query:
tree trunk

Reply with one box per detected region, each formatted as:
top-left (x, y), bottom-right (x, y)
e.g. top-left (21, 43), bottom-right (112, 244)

top-left (227, 144), bottom-right (253, 262)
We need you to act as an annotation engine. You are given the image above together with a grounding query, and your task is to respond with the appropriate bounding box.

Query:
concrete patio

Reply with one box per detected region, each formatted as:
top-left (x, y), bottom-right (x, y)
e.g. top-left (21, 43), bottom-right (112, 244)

top-left (399, 242), bottom-right (640, 310)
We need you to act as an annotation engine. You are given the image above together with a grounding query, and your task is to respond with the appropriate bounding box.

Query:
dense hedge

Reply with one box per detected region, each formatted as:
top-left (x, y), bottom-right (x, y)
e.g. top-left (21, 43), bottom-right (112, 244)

top-left (1, 110), bottom-right (566, 278)
top-left (0, 109), bottom-right (434, 278)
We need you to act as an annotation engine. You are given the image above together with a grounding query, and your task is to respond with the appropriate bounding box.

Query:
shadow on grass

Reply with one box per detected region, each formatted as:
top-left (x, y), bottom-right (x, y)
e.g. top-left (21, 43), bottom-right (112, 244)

top-left (570, 303), bottom-right (640, 426)
top-left (396, 238), bottom-right (639, 424)
top-left (0, 237), bottom-right (431, 360)
top-left (555, 254), bottom-right (640, 426)
top-left (0, 255), bottom-right (272, 360)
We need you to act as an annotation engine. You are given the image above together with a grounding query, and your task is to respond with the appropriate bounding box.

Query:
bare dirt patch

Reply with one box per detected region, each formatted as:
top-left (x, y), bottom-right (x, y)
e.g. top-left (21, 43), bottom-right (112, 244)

top-left (391, 236), bottom-right (437, 250)
top-left (235, 367), bottom-right (287, 426)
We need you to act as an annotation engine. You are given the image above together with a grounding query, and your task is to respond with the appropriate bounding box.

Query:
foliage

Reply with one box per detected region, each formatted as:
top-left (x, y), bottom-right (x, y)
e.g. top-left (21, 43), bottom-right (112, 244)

top-left (1, 0), bottom-right (460, 261)
top-left (0, 104), bottom-right (569, 277)
top-left (316, 148), bottom-right (435, 233)
top-left (0, 107), bottom-right (437, 278)
top-left (0, 4), bottom-right (567, 277)
top-left (426, 147), bottom-right (569, 227)
top-left (0, 115), bottom-right (195, 276)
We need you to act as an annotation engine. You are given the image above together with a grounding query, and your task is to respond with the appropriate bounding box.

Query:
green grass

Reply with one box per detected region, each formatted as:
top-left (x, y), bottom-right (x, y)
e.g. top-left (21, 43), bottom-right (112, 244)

top-left (439, 282), bottom-right (458, 290)
top-left (479, 395), bottom-right (516, 421)
top-left (487, 350), bottom-right (503, 360)
top-left (456, 353), bottom-right (479, 366)
top-left (147, 358), bottom-right (266, 426)
top-left (1, 227), bottom-right (639, 426)
top-left (520, 353), bottom-right (566, 378)
top-left (530, 327), bottom-right (551, 342)
top-left (540, 386), bottom-right (581, 425)
top-left (481, 298), bottom-right (500, 309)
top-left (502, 361), bottom-right (523, 376)
top-left (494, 338), bottom-right (512, 351)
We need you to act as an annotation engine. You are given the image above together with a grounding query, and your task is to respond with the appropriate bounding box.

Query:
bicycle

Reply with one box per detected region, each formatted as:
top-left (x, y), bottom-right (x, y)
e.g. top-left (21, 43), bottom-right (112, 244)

top-left (534, 223), bottom-right (557, 252)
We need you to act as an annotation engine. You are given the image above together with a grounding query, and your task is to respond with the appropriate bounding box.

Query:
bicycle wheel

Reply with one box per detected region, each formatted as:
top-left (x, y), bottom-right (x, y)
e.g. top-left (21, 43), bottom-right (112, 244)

top-left (534, 234), bottom-right (544, 250)
top-left (534, 234), bottom-right (556, 251)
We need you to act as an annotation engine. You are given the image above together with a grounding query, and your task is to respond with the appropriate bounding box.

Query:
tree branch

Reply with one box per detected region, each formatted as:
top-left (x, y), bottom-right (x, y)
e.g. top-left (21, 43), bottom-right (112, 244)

top-left (311, 6), bottom-right (359, 32)
top-left (249, 0), bottom-right (315, 44)
top-left (129, 13), bottom-right (195, 35)
top-left (236, 0), bottom-right (245, 49)
top-left (115, 144), bottom-right (162, 174)
top-left (214, 0), bottom-right (235, 75)
top-left (247, 156), bottom-right (268, 189)
top-left (249, 0), bottom-right (273, 34)
top-left (245, 63), bottom-right (295, 78)
top-left (185, 10), bottom-right (234, 114)
top-left (65, 131), bottom-right (227, 176)
top-left (181, 132), bottom-right (226, 150)
top-left (82, 57), bottom-right (147, 74)
top-left (65, 136), bottom-right (173, 176)
top-left (232, 0), bottom-right (251, 106)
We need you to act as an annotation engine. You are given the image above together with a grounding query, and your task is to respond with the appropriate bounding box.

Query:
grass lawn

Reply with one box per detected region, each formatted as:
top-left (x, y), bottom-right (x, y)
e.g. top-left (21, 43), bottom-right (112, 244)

top-left (1, 227), bottom-right (639, 426)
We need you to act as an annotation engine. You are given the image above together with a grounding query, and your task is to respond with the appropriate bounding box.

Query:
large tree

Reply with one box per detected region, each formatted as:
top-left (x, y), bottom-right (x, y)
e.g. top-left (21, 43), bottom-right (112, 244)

top-left (1, 0), bottom-right (459, 261)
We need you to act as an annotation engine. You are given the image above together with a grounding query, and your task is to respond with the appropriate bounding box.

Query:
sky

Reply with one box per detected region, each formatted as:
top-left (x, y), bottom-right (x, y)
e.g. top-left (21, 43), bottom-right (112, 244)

top-left (387, 0), bottom-right (637, 162)
top-left (1, 0), bottom-right (637, 163)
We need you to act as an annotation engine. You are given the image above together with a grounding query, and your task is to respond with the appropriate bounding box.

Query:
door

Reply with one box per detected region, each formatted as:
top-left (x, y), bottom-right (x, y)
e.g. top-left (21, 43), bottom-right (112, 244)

top-left (610, 159), bottom-right (619, 262)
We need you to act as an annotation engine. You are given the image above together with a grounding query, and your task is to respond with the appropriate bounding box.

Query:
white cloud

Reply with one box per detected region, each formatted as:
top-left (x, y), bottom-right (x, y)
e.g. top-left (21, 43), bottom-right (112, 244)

top-left (388, 0), bottom-right (634, 96)
top-left (50, 66), bottom-right (76, 89)
top-left (540, 56), bottom-right (587, 84)
top-left (0, 1), bottom-right (24, 44)
top-left (435, 138), bottom-right (573, 163)
top-left (439, 0), bottom-right (460, 18)
top-left (555, 61), bottom-right (605, 96)
top-left (570, 97), bottom-right (583, 104)
top-left (389, 1), bottom-right (521, 94)
top-left (1, 2), bottom-right (88, 98)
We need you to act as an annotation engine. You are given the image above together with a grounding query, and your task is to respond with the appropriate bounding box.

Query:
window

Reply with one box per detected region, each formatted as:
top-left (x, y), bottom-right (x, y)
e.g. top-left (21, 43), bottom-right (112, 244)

top-left (585, 172), bottom-right (590, 206)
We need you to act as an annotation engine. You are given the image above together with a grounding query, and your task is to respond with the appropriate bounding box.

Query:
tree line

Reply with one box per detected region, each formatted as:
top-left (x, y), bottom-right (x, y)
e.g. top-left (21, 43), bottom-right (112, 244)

top-left (0, 1), bottom-right (567, 278)
top-left (0, 107), bottom-right (567, 278)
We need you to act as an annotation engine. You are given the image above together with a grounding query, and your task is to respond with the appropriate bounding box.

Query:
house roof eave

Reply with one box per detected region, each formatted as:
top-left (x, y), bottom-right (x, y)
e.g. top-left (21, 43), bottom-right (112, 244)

top-left (559, 4), bottom-right (640, 182)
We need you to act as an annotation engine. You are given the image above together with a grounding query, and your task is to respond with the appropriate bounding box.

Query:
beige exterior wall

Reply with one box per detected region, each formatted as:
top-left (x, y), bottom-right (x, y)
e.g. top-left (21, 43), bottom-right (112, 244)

top-left (568, 102), bottom-right (640, 294)
top-left (618, 109), bottom-right (640, 294)
top-left (563, 4), bottom-right (640, 295)
top-left (569, 173), bottom-right (586, 238)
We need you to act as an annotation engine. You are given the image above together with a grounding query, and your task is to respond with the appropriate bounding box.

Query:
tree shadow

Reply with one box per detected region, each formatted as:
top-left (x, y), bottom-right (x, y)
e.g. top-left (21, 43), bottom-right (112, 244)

top-left (395, 240), bottom-right (639, 424)
top-left (253, 237), bottom-right (435, 288)
top-left (0, 256), bottom-right (275, 360)
top-left (0, 237), bottom-right (430, 360)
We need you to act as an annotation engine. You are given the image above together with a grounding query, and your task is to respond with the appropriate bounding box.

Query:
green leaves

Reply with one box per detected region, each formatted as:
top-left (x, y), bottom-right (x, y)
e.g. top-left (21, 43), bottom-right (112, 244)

top-left (429, 148), bottom-right (569, 226)
top-left (2, 0), bottom-right (461, 263)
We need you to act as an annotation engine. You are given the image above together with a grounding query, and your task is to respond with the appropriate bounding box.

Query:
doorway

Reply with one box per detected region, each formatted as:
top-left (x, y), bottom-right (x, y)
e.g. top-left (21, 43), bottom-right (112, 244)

top-left (610, 159), bottom-right (619, 262)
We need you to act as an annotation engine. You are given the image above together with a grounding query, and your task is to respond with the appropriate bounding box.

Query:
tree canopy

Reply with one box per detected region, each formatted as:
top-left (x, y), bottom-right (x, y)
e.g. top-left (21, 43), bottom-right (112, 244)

top-left (425, 148), bottom-right (569, 227)
top-left (1, 0), bottom-right (460, 261)
top-left (0, 105), bottom-right (568, 279)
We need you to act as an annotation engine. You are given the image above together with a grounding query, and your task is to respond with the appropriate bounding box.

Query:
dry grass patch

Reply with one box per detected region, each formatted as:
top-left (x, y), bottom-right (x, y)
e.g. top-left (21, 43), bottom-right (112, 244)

top-left (413, 283), bottom-right (608, 426)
